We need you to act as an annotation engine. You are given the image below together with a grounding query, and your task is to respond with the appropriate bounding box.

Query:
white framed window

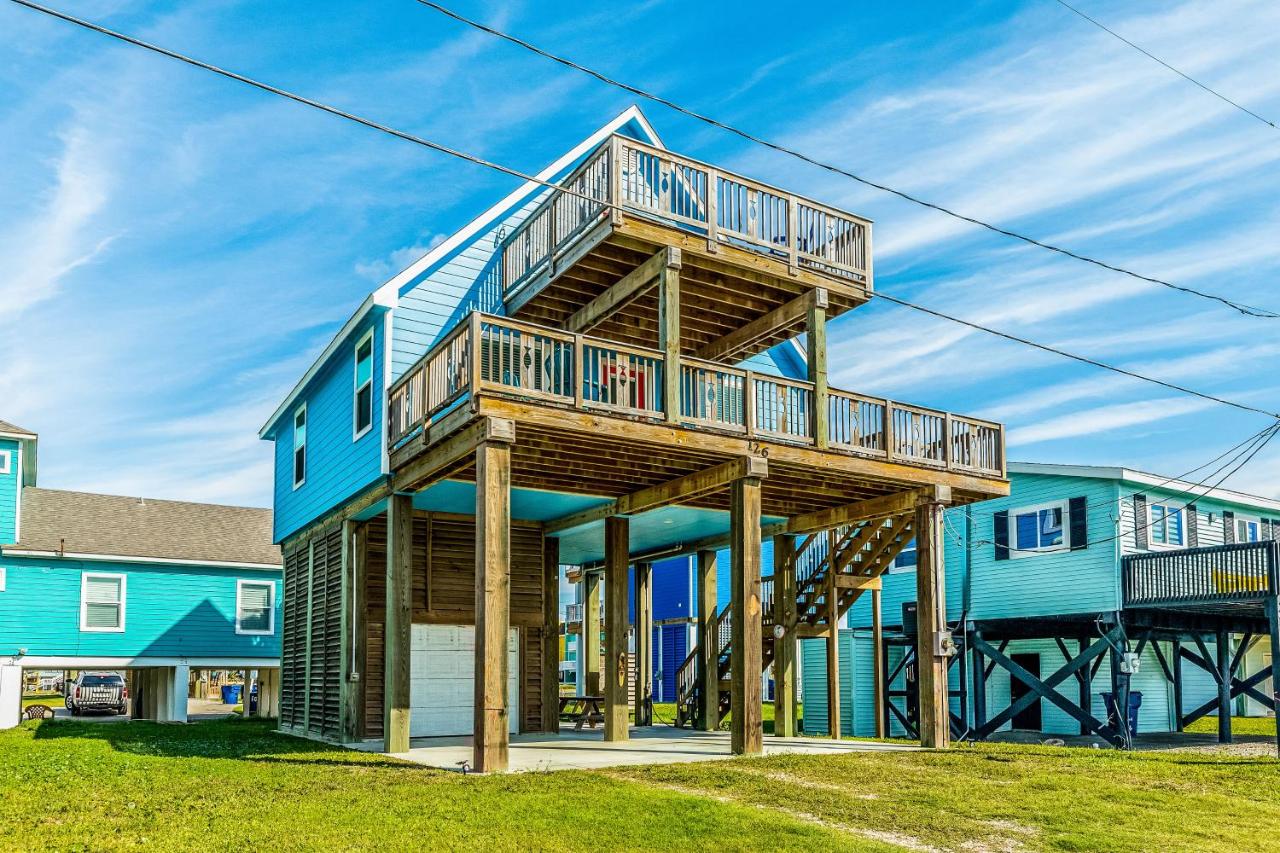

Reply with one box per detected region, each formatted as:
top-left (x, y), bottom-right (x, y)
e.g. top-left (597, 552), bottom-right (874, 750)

top-left (80, 573), bottom-right (126, 632)
top-left (236, 579), bottom-right (275, 635)
top-left (1236, 515), bottom-right (1262, 543)
top-left (292, 405), bottom-right (307, 490)
top-left (1149, 503), bottom-right (1185, 547)
top-left (0, 450), bottom-right (10, 475)
top-left (353, 330), bottom-right (374, 440)
top-left (1009, 500), bottom-right (1068, 558)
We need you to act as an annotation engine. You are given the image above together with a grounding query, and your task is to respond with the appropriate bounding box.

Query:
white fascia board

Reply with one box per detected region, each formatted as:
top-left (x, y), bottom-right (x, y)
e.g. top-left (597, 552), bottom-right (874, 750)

top-left (372, 105), bottom-right (662, 305)
top-left (0, 549), bottom-right (282, 571)
top-left (0, 431), bottom-right (35, 442)
top-left (258, 292), bottom-right (395, 438)
top-left (3, 655), bottom-right (281, 669)
top-left (1007, 461), bottom-right (1280, 513)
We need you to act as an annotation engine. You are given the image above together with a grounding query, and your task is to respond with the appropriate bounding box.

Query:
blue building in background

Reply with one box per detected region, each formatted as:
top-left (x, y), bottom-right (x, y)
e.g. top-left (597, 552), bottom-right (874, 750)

top-left (0, 419), bottom-right (282, 729)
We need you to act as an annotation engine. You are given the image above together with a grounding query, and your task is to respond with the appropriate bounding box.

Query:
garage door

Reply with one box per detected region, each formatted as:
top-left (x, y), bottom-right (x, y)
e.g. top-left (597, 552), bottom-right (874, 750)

top-left (409, 625), bottom-right (520, 738)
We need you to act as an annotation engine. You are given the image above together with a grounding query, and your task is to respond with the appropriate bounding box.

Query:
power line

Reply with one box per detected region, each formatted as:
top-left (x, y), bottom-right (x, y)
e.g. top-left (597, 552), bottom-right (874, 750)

top-left (1051, 0), bottom-right (1278, 132)
top-left (11, 0), bottom-right (1279, 422)
top-left (408, 0), bottom-right (1280, 320)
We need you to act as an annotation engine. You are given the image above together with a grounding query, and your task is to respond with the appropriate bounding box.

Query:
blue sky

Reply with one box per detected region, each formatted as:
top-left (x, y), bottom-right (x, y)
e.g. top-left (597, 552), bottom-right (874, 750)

top-left (2, 0), bottom-right (1278, 507)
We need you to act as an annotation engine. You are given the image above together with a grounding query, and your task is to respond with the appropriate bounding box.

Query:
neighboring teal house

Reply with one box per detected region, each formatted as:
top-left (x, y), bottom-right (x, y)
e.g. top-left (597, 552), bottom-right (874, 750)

top-left (804, 462), bottom-right (1280, 747)
top-left (0, 419), bottom-right (283, 729)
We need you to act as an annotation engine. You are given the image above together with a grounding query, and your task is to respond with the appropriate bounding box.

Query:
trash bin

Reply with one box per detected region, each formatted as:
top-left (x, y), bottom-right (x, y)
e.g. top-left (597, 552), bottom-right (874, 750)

top-left (1101, 691), bottom-right (1143, 736)
top-left (220, 684), bottom-right (243, 705)
top-left (248, 686), bottom-right (259, 715)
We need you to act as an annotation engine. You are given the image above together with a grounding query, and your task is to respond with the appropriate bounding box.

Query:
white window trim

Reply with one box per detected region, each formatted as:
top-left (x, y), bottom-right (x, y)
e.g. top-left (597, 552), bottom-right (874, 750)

top-left (353, 328), bottom-right (375, 442)
top-left (0, 450), bottom-right (10, 475)
top-left (292, 403), bottom-right (307, 491)
top-left (1235, 513), bottom-right (1263, 543)
top-left (80, 572), bottom-right (127, 633)
top-left (0, 566), bottom-right (6, 592)
top-left (1147, 502), bottom-right (1187, 549)
top-left (235, 579), bottom-right (276, 636)
top-left (1009, 499), bottom-right (1070, 559)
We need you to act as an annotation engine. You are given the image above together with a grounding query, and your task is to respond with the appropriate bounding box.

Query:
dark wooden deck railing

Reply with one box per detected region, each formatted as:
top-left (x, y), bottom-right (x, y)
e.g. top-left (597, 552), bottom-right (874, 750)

top-left (1122, 540), bottom-right (1278, 607)
top-left (501, 134), bottom-right (873, 297)
top-left (388, 312), bottom-right (1005, 478)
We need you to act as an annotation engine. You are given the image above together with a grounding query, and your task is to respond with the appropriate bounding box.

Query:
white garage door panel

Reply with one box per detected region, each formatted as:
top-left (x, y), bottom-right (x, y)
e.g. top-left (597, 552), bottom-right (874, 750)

top-left (409, 625), bottom-right (520, 738)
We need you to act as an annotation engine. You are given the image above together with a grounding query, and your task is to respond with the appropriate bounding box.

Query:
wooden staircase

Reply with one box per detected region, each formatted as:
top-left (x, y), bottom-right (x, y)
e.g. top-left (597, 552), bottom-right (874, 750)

top-left (674, 512), bottom-right (916, 728)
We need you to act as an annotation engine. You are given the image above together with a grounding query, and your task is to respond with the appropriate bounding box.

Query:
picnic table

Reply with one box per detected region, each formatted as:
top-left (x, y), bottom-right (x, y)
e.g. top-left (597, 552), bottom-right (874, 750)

top-left (558, 695), bottom-right (605, 731)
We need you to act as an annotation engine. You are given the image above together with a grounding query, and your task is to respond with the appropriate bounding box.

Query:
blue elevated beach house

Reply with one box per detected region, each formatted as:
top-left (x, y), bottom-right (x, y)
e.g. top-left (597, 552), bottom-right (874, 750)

top-left (802, 462), bottom-right (1280, 748)
top-left (0, 419), bottom-right (282, 728)
top-left (260, 107), bottom-right (1008, 771)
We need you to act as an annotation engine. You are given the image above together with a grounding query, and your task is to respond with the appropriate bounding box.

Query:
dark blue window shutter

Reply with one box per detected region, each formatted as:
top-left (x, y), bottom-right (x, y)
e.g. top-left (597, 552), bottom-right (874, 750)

top-left (1186, 504), bottom-right (1198, 548)
top-left (1223, 511), bottom-right (1235, 544)
top-left (993, 510), bottom-right (1009, 561)
top-left (1068, 497), bottom-right (1087, 550)
top-left (1133, 494), bottom-right (1148, 550)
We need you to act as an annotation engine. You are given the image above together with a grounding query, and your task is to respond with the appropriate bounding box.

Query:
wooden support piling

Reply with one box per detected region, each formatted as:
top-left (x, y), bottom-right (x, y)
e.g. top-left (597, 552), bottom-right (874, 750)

top-left (730, 476), bottom-right (763, 755)
top-left (826, 528), bottom-right (841, 739)
top-left (1216, 629), bottom-right (1233, 745)
top-left (772, 534), bottom-right (797, 738)
top-left (474, 440), bottom-right (512, 772)
top-left (635, 562), bottom-right (653, 726)
top-left (915, 490), bottom-right (950, 748)
top-left (872, 586), bottom-right (886, 739)
top-left (541, 536), bottom-right (561, 733)
top-left (383, 493), bottom-right (413, 754)
top-left (604, 516), bottom-right (630, 742)
top-left (584, 570), bottom-right (602, 696)
top-left (696, 549), bottom-right (719, 731)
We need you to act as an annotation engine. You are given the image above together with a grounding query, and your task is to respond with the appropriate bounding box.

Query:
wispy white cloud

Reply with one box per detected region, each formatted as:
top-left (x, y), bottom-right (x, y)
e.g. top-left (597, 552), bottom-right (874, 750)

top-left (1009, 396), bottom-right (1217, 446)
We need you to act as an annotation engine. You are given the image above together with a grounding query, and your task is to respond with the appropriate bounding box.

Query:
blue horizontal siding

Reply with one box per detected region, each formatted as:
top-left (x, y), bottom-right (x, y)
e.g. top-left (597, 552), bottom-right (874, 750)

top-left (271, 311), bottom-right (386, 542)
top-left (0, 556), bottom-right (281, 659)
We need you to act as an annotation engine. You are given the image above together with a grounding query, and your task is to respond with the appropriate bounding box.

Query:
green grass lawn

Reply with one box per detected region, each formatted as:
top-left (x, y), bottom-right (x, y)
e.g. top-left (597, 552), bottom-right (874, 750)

top-left (1185, 715), bottom-right (1277, 737)
top-left (3, 717), bottom-right (1279, 851)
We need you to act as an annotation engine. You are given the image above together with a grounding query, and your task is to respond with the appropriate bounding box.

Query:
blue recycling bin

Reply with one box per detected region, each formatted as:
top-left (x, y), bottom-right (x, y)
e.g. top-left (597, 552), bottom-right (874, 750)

top-left (221, 684), bottom-right (243, 705)
top-left (1102, 691), bottom-right (1143, 736)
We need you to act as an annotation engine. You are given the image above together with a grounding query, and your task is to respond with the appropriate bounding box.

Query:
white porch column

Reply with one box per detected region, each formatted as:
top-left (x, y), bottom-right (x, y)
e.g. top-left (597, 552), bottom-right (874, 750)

top-left (255, 668), bottom-right (279, 718)
top-left (169, 665), bottom-right (190, 723)
top-left (0, 665), bottom-right (22, 729)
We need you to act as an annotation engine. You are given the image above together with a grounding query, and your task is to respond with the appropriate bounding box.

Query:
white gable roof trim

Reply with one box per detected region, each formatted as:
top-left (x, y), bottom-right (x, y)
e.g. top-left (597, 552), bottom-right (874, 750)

top-left (259, 106), bottom-right (662, 440)
top-left (1008, 461), bottom-right (1280, 513)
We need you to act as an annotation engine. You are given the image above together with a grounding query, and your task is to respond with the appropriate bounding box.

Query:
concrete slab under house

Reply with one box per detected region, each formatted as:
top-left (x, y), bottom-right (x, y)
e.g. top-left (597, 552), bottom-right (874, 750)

top-left (0, 420), bottom-right (283, 728)
top-left (259, 106), bottom-right (1009, 772)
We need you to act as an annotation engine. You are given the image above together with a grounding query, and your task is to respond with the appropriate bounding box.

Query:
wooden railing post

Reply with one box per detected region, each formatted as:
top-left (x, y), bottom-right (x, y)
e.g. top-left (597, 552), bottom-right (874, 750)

top-left (659, 249), bottom-right (682, 423)
top-left (469, 313), bottom-right (483, 402)
top-left (572, 333), bottom-right (585, 408)
top-left (787, 195), bottom-right (799, 274)
top-left (807, 288), bottom-right (829, 449)
top-left (744, 371), bottom-right (757, 438)
top-left (609, 137), bottom-right (624, 225)
top-left (705, 167), bottom-right (720, 252)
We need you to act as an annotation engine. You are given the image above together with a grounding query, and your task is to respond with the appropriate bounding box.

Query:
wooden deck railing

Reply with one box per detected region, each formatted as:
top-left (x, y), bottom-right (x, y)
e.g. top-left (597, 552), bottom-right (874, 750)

top-left (500, 135), bottom-right (873, 296)
top-left (1122, 540), bottom-right (1278, 608)
top-left (388, 313), bottom-right (1005, 478)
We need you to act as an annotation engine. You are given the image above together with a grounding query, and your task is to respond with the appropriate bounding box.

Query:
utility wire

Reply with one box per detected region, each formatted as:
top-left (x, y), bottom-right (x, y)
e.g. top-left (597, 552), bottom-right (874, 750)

top-left (12, 0), bottom-right (1280, 421)
top-left (1051, 0), bottom-right (1278, 132)
top-left (409, 0), bottom-right (1280, 320)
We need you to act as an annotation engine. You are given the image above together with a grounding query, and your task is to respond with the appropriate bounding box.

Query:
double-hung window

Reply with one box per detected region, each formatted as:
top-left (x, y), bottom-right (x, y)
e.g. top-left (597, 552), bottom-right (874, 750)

top-left (81, 573), bottom-right (126, 632)
top-left (1149, 503), bottom-right (1185, 547)
top-left (292, 405), bottom-right (307, 489)
top-left (354, 331), bottom-right (374, 439)
top-left (1010, 501), bottom-right (1067, 556)
top-left (1236, 516), bottom-right (1262, 543)
top-left (236, 579), bottom-right (275, 635)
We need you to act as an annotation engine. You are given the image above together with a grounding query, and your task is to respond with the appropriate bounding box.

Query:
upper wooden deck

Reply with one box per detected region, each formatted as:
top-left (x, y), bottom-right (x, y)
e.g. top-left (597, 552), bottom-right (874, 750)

top-left (500, 135), bottom-right (872, 359)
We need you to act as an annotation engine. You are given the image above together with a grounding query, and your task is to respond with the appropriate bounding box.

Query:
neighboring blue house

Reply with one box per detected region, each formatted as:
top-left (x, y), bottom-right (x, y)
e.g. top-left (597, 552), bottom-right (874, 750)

top-left (0, 419), bottom-right (282, 728)
top-left (803, 462), bottom-right (1280, 746)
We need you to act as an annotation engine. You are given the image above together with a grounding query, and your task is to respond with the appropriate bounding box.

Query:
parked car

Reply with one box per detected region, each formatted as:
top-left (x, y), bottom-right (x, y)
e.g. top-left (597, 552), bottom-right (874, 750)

top-left (65, 672), bottom-right (128, 716)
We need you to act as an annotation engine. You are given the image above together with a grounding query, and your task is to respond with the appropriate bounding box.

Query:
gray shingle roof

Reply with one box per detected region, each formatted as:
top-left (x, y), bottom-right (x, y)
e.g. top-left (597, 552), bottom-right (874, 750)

top-left (9, 488), bottom-right (280, 567)
top-left (0, 419), bottom-right (36, 437)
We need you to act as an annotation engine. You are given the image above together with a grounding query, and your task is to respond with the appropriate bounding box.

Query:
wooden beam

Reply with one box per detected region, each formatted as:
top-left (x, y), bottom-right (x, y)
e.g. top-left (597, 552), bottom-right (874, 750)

top-left (696, 550), bottom-right (719, 732)
top-left (383, 493), bottom-right (413, 754)
top-left (834, 575), bottom-right (883, 591)
top-left (695, 288), bottom-right (827, 364)
top-left (659, 259), bottom-right (680, 424)
top-left (772, 535), bottom-right (797, 738)
top-left (634, 562), bottom-right (653, 726)
top-left (545, 455), bottom-right (768, 534)
top-left (807, 290), bottom-right (828, 450)
top-left (604, 516), bottom-right (630, 741)
top-left (730, 476), bottom-right (763, 755)
top-left (772, 486), bottom-right (947, 537)
top-left (915, 492), bottom-right (949, 749)
top-left (826, 528), bottom-right (840, 739)
top-left (541, 536), bottom-right (560, 734)
top-left (473, 440), bottom-right (512, 772)
top-left (393, 416), bottom-right (515, 493)
top-left (583, 570), bottom-right (602, 696)
top-left (565, 247), bottom-right (680, 334)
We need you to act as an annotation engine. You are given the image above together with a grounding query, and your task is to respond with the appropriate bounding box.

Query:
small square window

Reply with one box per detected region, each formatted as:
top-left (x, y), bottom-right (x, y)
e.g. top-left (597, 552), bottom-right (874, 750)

top-left (1149, 503), bottom-right (1184, 547)
top-left (1236, 516), bottom-right (1261, 543)
top-left (1009, 501), bottom-right (1068, 557)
